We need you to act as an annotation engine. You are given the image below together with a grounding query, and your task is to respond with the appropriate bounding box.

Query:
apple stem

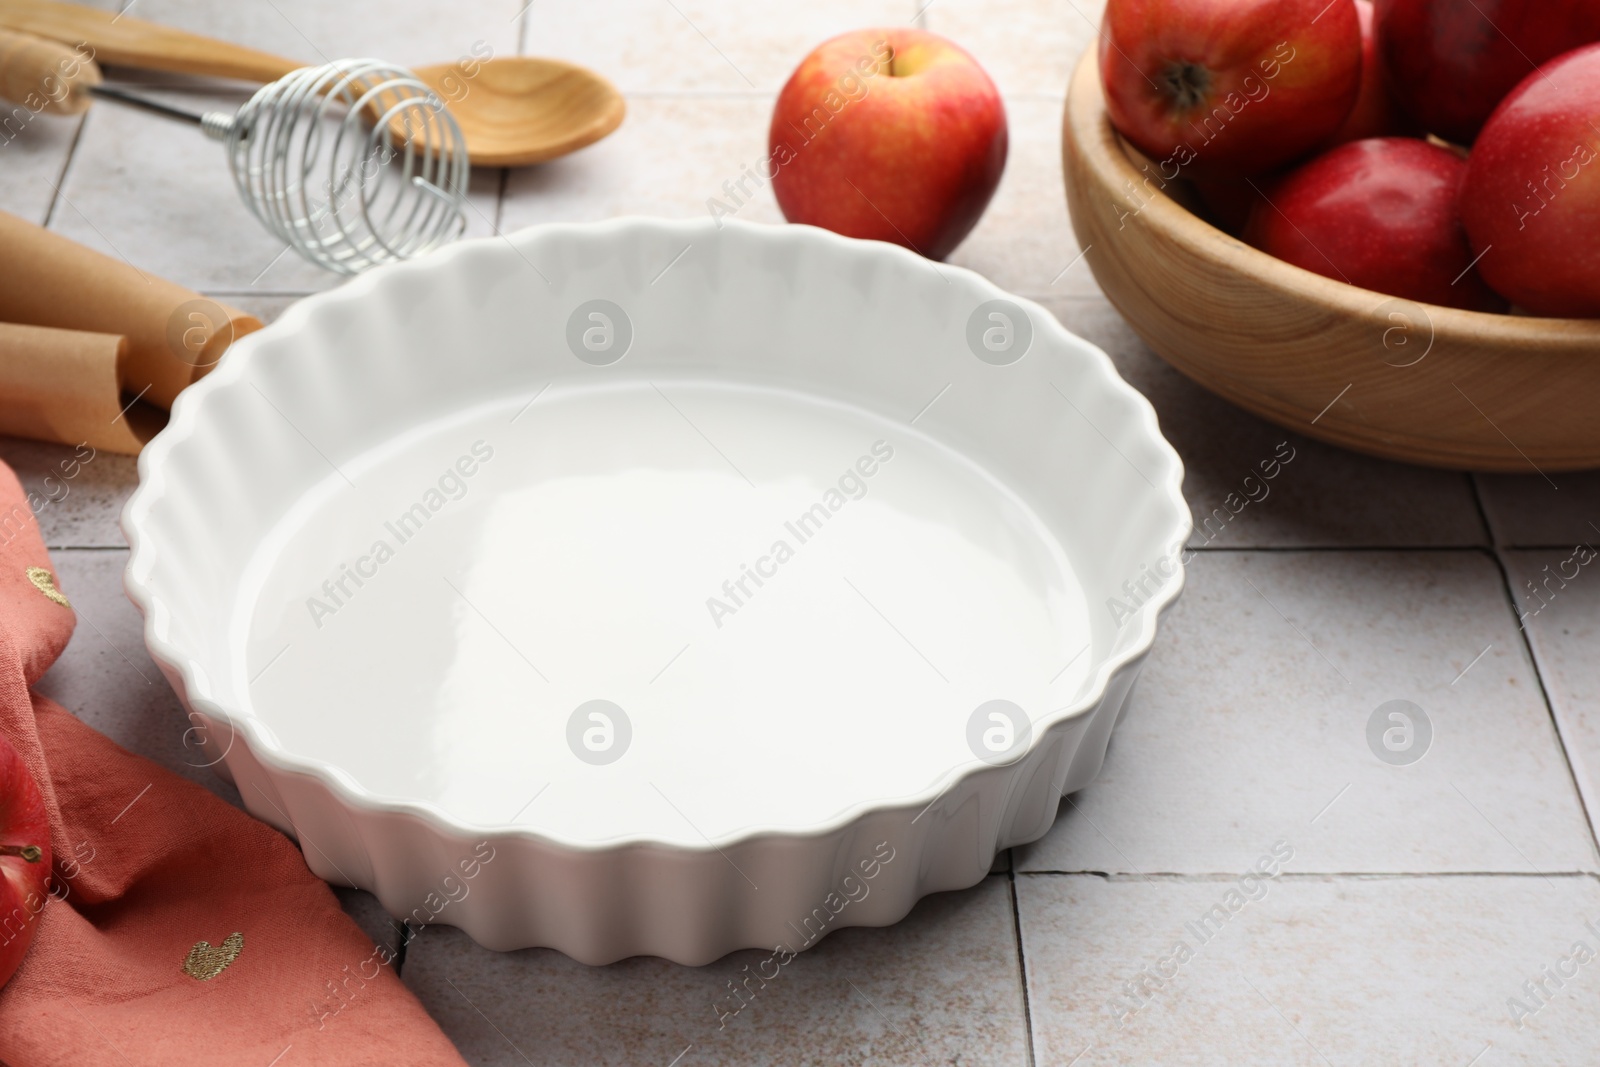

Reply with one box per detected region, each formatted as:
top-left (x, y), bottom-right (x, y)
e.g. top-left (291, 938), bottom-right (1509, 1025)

top-left (0, 844), bottom-right (41, 863)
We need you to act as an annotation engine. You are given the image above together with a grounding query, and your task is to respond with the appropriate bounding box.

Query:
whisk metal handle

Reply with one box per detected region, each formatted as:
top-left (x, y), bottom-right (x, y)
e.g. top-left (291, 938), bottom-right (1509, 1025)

top-left (87, 83), bottom-right (202, 126)
top-left (86, 84), bottom-right (238, 139)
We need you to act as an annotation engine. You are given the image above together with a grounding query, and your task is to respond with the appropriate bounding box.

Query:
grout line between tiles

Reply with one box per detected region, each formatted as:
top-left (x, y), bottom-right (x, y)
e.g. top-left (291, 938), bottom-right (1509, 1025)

top-left (1488, 546), bottom-right (1600, 862)
top-left (591, 89), bottom-right (1067, 101)
top-left (203, 290), bottom-right (325, 299)
top-left (43, 541), bottom-right (1532, 555)
top-left (1468, 470), bottom-right (1502, 546)
top-left (393, 916), bottom-right (410, 978)
top-left (1457, 461), bottom-right (1495, 545)
top-left (1466, 468), bottom-right (1600, 863)
top-left (1013, 869), bottom-right (1600, 881)
top-left (1017, 292), bottom-right (1115, 301)
top-left (565, 90), bottom-right (779, 100)
top-left (1006, 868), bottom-right (1038, 1067)
top-left (40, 111), bottom-right (91, 229)
top-left (45, 541), bottom-right (1517, 554)
top-left (1185, 544), bottom-right (1494, 554)
top-left (493, 167), bottom-right (510, 236)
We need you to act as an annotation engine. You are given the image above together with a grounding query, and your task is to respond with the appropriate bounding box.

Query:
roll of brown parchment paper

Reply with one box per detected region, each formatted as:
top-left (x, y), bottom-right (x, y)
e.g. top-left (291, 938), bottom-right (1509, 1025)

top-left (0, 209), bottom-right (261, 410)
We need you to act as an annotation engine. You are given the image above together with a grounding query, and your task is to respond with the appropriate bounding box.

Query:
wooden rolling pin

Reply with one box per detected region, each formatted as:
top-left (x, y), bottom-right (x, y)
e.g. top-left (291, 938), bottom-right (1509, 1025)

top-left (0, 0), bottom-right (298, 82)
top-left (0, 25), bottom-right (98, 114)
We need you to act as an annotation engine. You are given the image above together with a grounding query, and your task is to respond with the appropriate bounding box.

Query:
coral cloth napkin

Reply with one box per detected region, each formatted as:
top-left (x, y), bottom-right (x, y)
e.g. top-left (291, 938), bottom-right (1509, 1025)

top-left (0, 463), bottom-right (467, 1066)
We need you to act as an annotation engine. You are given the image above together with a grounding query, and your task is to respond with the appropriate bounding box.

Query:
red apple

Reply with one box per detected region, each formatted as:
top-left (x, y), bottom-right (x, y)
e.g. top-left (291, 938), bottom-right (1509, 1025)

top-left (1323, 0), bottom-right (1410, 146)
top-left (0, 735), bottom-right (49, 988)
top-left (1099, 0), bottom-right (1362, 179)
top-left (1459, 44), bottom-right (1600, 317)
top-left (1243, 137), bottom-right (1503, 310)
top-left (767, 28), bottom-right (1006, 261)
top-left (1377, 0), bottom-right (1600, 145)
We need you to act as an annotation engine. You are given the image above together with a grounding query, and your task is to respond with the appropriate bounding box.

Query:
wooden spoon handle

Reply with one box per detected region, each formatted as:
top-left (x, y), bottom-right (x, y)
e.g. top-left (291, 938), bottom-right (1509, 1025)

top-left (0, 26), bottom-right (99, 114)
top-left (0, 0), bottom-right (300, 83)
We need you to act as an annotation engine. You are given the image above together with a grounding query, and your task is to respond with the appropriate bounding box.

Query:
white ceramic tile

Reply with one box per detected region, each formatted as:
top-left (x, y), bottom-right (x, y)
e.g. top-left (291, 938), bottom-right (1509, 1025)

top-left (50, 80), bottom-right (326, 294)
top-left (1018, 873), bottom-right (1600, 1066)
top-left (514, 0), bottom-right (913, 95)
top-left (0, 0), bottom-right (114, 223)
top-left (1506, 548), bottom-right (1600, 836)
top-left (33, 547), bottom-right (242, 804)
top-left (1478, 473), bottom-right (1600, 547)
top-left (0, 438), bottom-right (137, 548)
top-left (403, 875), bottom-right (1028, 1066)
top-left (131, 0), bottom-right (522, 73)
top-left (924, 0), bottom-right (1102, 99)
top-left (1041, 296), bottom-right (1489, 547)
top-left (51, 80), bottom-right (501, 294)
top-left (1015, 550), bottom-right (1597, 875)
top-left (499, 96), bottom-right (781, 230)
top-left (0, 113), bottom-right (83, 227)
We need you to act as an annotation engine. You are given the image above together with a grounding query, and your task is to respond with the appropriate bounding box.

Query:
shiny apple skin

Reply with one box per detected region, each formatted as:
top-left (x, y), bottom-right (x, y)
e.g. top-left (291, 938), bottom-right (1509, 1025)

top-left (1100, 0), bottom-right (1362, 179)
top-left (768, 28), bottom-right (1007, 261)
top-left (1243, 137), bottom-right (1504, 310)
top-left (1376, 0), bottom-right (1600, 145)
top-left (1459, 44), bottom-right (1600, 317)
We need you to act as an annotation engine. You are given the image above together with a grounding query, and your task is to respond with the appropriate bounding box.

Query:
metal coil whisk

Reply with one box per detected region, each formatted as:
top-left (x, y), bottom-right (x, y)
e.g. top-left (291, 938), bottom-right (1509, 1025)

top-left (92, 59), bottom-right (470, 274)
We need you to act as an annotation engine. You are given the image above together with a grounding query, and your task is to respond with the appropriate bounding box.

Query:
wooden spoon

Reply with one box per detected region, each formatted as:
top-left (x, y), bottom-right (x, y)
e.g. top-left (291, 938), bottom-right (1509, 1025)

top-left (0, 0), bottom-right (625, 166)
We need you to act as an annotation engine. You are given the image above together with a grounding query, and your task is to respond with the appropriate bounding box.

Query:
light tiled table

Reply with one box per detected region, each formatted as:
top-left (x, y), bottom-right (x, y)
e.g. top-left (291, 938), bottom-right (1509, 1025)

top-left (6, 1), bottom-right (1599, 1063)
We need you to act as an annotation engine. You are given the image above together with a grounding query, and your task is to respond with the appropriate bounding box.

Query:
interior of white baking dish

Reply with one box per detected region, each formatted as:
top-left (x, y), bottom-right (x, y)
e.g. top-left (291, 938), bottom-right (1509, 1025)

top-left (125, 217), bottom-right (1186, 843)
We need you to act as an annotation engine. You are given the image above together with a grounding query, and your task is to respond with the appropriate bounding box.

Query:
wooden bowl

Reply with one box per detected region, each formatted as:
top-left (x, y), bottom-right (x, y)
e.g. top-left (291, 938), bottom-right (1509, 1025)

top-left (1062, 50), bottom-right (1600, 472)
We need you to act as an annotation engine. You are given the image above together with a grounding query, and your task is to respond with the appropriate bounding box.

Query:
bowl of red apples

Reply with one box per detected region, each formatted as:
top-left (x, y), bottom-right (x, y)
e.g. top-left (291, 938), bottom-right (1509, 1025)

top-left (1063, 0), bottom-right (1600, 471)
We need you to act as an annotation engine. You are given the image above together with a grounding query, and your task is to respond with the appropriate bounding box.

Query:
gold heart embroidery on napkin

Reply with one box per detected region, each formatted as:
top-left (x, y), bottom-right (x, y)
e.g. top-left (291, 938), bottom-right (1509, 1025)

top-left (25, 567), bottom-right (69, 608)
top-left (182, 932), bottom-right (243, 981)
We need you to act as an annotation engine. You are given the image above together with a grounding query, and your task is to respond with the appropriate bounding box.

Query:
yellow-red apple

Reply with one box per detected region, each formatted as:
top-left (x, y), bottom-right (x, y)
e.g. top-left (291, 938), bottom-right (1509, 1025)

top-left (767, 29), bottom-right (1006, 261)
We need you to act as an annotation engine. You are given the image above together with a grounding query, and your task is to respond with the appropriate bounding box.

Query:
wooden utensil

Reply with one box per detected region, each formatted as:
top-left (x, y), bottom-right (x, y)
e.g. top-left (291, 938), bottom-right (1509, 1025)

top-left (1062, 50), bottom-right (1600, 473)
top-left (0, 0), bottom-right (625, 166)
top-left (0, 25), bottom-right (97, 113)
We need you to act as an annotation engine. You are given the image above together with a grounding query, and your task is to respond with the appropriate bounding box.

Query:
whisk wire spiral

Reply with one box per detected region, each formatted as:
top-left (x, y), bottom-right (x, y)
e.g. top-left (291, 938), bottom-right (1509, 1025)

top-left (203, 59), bottom-right (470, 275)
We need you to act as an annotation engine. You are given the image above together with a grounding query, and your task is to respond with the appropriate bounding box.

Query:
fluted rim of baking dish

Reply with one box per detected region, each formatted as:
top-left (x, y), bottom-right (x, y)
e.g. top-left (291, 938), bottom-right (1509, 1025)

top-left (122, 216), bottom-right (1190, 853)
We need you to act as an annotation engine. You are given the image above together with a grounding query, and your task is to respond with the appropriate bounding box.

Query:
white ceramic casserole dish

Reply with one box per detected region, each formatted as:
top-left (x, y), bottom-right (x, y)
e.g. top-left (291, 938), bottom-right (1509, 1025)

top-left (124, 217), bottom-right (1188, 964)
